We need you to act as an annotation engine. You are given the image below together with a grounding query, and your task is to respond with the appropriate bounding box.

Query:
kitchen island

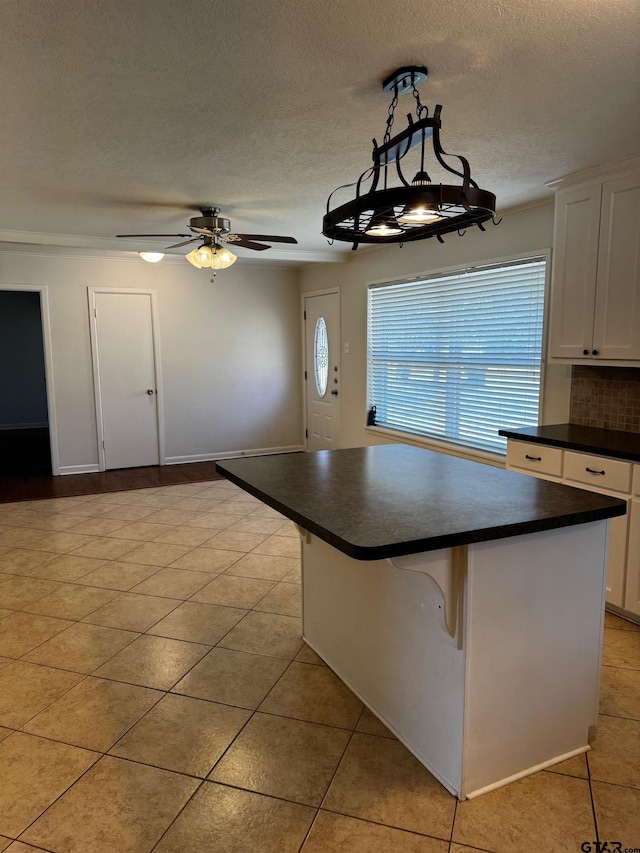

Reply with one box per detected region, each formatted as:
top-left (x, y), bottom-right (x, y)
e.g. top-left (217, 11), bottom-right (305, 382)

top-left (216, 445), bottom-right (626, 799)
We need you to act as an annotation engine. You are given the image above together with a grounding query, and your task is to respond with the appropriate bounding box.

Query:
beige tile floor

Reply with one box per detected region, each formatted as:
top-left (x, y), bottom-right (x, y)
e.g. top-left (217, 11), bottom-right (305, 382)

top-left (0, 478), bottom-right (638, 853)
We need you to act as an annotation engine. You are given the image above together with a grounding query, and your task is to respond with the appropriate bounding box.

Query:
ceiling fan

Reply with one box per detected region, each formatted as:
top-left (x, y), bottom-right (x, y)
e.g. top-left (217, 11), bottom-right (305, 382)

top-left (117, 207), bottom-right (298, 278)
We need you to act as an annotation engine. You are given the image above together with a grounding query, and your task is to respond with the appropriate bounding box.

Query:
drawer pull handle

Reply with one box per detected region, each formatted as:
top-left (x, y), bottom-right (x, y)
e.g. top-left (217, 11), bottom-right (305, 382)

top-left (525, 454), bottom-right (542, 462)
top-left (585, 467), bottom-right (605, 476)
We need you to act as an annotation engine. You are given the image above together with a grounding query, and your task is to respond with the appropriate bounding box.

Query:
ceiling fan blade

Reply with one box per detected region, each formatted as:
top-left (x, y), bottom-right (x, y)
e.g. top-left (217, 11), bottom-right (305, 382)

top-left (164, 238), bottom-right (199, 249)
top-left (225, 237), bottom-right (270, 251)
top-left (116, 233), bottom-right (191, 238)
top-left (230, 233), bottom-right (297, 244)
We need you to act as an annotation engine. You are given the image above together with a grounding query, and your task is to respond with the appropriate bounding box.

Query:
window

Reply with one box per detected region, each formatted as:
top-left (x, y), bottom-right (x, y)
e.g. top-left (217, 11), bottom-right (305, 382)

top-left (314, 316), bottom-right (329, 396)
top-left (367, 256), bottom-right (546, 455)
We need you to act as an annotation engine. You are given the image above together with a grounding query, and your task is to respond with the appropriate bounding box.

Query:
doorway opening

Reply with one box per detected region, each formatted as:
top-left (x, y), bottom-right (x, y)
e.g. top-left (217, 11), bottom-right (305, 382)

top-left (0, 289), bottom-right (53, 476)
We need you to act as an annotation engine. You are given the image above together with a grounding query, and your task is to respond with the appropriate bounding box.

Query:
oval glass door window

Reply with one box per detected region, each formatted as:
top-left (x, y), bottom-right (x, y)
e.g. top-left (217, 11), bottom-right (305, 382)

top-left (314, 316), bottom-right (329, 397)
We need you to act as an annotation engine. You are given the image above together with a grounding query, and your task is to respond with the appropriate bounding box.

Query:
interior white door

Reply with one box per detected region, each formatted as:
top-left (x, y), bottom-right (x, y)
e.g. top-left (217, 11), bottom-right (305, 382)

top-left (92, 291), bottom-right (160, 469)
top-left (305, 292), bottom-right (340, 451)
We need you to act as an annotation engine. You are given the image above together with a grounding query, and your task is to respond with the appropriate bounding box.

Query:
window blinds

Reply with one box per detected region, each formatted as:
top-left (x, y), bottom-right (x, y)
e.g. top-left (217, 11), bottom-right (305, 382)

top-left (367, 257), bottom-right (546, 454)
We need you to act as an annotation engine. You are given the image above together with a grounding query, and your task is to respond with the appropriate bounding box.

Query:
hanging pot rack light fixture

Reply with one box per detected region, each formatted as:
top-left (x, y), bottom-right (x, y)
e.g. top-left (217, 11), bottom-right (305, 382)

top-left (322, 66), bottom-right (498, 249)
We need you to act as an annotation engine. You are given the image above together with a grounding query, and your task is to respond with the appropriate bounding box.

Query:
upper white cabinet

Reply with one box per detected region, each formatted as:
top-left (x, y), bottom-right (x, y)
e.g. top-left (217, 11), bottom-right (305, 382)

top-left (548, 159), bottom-right (640, 363)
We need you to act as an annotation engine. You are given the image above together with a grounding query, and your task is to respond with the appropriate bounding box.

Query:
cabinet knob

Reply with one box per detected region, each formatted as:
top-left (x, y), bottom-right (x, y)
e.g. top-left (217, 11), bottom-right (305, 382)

top-left (592, 349), bottom-right (599, 356)
top-left (583, 349), bottom-right (589, 356)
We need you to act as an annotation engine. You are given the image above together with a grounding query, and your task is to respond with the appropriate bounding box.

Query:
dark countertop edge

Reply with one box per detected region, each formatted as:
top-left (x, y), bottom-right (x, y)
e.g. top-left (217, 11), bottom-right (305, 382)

top-left (216, 463), bottom-right (627, 561)
top-left (498, 428), bottom-right (640, 463)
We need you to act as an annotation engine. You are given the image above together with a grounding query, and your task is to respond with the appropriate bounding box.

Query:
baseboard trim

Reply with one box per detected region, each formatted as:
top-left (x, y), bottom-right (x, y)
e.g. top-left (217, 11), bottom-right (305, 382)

top-left (58, 464), bottom-right (101, 475)
top-left (165, 445), bottom-right (304, 465)
top-left (0, 422), bottom-right (49, 431)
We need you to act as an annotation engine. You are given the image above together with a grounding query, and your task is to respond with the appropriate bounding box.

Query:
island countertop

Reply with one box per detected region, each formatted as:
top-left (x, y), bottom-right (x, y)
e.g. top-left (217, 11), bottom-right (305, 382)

top-left (216, 445), bottom-right (626, 560)
top-left (498, 423), bottom-right (640, 462)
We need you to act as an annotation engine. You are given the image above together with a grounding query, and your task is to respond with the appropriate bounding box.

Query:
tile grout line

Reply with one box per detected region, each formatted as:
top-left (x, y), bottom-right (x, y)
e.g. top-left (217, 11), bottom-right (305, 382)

top-left (586, 744), bottom-right (601, 845)
top-left (3, 481), bottom-right (637, 850)
top-left (13, 733), bottom-right (104, 847)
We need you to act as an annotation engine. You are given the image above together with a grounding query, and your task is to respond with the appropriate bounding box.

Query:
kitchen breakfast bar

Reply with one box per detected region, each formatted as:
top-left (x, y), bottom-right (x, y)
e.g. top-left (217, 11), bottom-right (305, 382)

top-left (216, 445), bottom-right (626, 800)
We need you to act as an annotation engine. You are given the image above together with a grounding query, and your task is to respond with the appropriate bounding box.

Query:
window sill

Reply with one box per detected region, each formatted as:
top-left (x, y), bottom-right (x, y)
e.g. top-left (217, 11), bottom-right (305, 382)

top-left (364, 424), bottom-right (506, 469)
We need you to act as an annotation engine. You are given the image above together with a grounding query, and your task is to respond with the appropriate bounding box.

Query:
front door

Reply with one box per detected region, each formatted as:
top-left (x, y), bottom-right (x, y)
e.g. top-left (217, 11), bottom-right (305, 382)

top-left (89, 289), bottom-right (161, 470)
top-left (305, 292), bottom-right (340, 451)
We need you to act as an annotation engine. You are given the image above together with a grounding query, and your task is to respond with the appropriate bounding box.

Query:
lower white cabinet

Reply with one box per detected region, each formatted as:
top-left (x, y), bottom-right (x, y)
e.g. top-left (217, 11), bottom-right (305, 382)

top-left (506, 440), bottom-right (639, 618)
top-left (625, 501), bottom-right (640, 615)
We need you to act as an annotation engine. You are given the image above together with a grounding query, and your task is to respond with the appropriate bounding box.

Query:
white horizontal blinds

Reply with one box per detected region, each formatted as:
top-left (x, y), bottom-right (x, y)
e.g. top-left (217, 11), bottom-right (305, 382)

top-left (368, 258), bottom-right (546, 454)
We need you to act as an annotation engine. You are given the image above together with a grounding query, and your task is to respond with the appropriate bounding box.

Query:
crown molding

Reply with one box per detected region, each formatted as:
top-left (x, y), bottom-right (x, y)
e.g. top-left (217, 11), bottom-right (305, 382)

top-left (546, 155), bottom-right (640, 191)
top-left (0, 230), bottom-right (342, 264)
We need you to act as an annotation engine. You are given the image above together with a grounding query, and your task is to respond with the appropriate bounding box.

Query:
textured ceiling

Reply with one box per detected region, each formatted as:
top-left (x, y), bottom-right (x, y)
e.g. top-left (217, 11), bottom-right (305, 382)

top-left (0, 0), bottom-right (638, 262)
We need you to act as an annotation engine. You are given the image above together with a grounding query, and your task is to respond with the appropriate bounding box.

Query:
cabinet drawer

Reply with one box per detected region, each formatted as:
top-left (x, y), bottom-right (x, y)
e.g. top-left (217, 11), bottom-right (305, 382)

top-left (564, 451), bottom-right (632, 494)
top-left (507, 441), bottom-right (563, 477)
top-left (633, 465), bottom-right (640, 497)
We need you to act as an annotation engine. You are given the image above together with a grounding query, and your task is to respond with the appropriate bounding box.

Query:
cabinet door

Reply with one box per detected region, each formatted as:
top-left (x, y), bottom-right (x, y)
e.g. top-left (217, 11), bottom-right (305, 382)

top-left (592, 174), bottom-right (640, 359)
top-left (560, 472), bottom-right (629, 608)
top-left (606, 510), bottom-right (630, 608)
top-left (623, 499), bottom-right (640, 617)
top-left (548, 184), bottom-right (602, 358)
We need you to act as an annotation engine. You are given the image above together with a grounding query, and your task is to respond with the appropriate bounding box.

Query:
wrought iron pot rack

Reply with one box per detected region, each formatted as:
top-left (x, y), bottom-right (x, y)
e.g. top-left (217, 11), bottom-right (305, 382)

top-left (322, 66), bottom-right (497, 249)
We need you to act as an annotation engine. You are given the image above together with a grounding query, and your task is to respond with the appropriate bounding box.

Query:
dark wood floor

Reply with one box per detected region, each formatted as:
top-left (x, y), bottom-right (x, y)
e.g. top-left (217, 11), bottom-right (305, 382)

top-left (0, 461), bottom-right (223, 504)
top-left (0, 427), bottom-right (52, 477)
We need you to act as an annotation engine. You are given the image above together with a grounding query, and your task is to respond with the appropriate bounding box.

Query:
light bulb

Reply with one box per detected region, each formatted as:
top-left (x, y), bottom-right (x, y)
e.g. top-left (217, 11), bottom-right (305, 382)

top-left (365, 211), bottom-right (403, 237)
top-left (195, 245), bottom-right (212, 265)
top-left (138, 252), bottom-right (165, 263)
top-left (397, 206), bottom-right (442, 225)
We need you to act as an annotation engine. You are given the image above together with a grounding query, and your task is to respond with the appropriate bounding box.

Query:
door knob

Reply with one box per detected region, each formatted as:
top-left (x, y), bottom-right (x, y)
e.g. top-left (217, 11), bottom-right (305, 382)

top-left (331, 389), bottom-right (338, 396)
top-left (147, 389), bottom-right (155, 395)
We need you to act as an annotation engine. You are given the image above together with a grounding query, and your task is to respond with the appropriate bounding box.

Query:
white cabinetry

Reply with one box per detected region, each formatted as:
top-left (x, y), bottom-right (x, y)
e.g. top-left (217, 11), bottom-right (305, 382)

top-left (506, 441), bottom-right (639, 618)
top-left (624, 467), bottom-right (640, 615)
top-left (506, 440), bottom-right (562, 480)
top-left (548, 159), bottom-right (640, 364)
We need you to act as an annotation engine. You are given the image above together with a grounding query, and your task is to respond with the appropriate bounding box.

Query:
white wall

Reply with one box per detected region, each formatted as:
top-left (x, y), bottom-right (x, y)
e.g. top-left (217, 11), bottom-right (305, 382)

top-left (300, 202), bottom-right (571, 457)
top-left (0, 251), bottom-right (302, 472)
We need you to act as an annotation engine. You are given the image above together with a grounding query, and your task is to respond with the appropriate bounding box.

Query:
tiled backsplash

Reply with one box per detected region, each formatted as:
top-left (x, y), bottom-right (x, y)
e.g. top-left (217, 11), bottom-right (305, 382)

top-left (570, 366), bottom-right (640, 432)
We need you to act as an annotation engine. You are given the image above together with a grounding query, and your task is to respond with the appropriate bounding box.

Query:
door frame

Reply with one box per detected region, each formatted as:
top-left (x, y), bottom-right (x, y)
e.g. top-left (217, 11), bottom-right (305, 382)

top-left (302, 287), bottom-right (341, 450)
top-left (0, 283), bottom-right (60, 476)
top-left (88, 287), bottom-right (165, 471)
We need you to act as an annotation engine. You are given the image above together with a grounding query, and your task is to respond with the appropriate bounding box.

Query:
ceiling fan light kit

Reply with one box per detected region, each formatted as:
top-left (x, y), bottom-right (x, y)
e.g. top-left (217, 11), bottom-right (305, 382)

top-left (322, 65), bottom-right (497, 249)
top-left (117, 207), bottom-right (297, 281)
top-left (185, 243), bottom-right (237, 270)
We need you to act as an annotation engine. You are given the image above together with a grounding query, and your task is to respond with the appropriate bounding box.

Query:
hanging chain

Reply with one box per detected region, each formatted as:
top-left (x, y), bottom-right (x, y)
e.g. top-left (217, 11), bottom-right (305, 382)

top-left (384, 76), bottom-right (428, 146)
top-left (383, 86), bottom-right (399, 145)
top-left (412, 80), bottom-right (427, 119)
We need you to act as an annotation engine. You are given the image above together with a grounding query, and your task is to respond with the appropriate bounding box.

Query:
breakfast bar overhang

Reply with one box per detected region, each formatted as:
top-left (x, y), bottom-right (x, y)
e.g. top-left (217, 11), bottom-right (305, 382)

top-left (216, 445), bottom-right (626, 800)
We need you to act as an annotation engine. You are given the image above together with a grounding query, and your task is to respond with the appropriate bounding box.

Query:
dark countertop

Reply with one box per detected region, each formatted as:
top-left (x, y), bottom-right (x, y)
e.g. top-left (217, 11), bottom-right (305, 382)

top-left (498, 424), bottom-right (640, 463)
top-left (216, 445), bottom-right (626, 561)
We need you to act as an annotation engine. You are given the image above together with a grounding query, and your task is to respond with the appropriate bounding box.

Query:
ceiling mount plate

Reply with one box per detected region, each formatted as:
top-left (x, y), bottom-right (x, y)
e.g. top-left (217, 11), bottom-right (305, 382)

top-left (382, 65), bottom-right (428, 95)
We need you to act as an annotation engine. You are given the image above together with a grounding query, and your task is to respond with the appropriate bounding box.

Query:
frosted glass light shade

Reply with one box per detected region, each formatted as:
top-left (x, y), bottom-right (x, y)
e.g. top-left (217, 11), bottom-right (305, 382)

top-left (186, 244), bottom-right (236, 270)
top-left (185, 245), bottom-right (212, 268)
top-left (210, 247), bottom-right (237, 269)
top-left (139, 252), bottom-right (165, 263)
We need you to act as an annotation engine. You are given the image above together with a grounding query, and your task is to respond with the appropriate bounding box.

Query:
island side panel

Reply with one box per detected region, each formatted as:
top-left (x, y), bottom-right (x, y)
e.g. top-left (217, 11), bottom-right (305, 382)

top-left (301, 534), bottom-right (467, 796)
top-left (462, 521), bottom-right (608, 798)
